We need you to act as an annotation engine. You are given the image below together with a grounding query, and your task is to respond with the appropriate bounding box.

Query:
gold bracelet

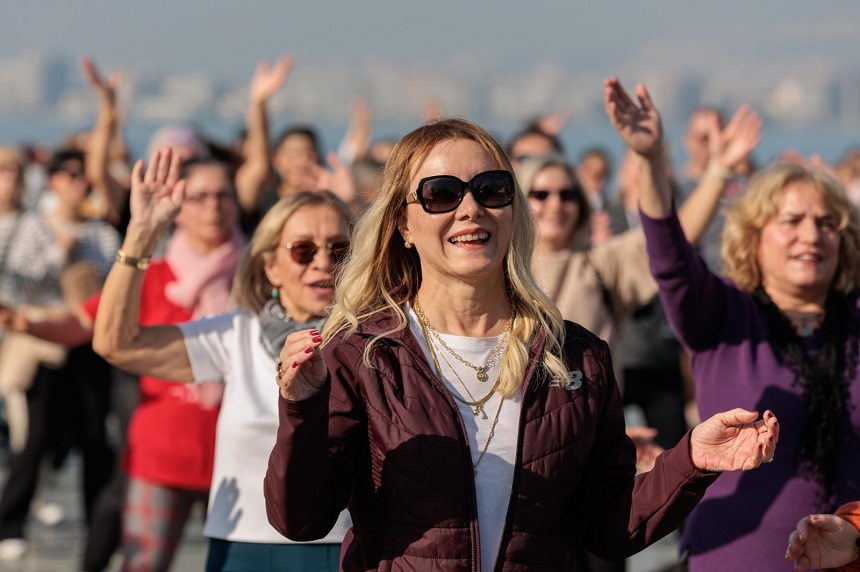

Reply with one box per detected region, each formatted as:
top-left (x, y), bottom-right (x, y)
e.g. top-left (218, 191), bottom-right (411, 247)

top-left (115, 249), bottom-right (151, 270)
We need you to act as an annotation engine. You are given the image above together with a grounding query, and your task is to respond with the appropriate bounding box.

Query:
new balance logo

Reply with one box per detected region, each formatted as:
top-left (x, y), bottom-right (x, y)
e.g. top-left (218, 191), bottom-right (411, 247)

top-left (551, 370), bottom-right (583, 391)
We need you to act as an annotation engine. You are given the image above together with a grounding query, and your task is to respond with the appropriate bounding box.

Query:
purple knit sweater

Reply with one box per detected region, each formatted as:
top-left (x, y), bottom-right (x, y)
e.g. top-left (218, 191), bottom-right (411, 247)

top-left (641, 207), bottom-right (860, 572)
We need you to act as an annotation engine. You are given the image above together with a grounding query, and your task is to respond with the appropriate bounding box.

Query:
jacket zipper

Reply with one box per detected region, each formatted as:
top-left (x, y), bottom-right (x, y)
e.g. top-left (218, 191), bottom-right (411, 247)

top-left (492, 332), bottom-right (546, 571)
top-left (397, 335), bottom-right (483, 572)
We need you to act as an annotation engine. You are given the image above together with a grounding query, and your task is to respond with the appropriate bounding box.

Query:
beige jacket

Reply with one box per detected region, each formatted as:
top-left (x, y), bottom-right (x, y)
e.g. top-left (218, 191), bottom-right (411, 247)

top-left (532, 229), bottom-right (657, 384)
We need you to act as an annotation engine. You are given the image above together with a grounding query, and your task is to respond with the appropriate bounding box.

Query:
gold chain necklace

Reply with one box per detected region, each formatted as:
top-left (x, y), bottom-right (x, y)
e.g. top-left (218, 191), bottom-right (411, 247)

top-left (433, 340), bottom-right (501, 418)
top-left (413, 298), bottom-right (513, 382)
top-left (415, 308), bottom-right (506, 476)
top-left (418, 312), bottom-right (500, 417)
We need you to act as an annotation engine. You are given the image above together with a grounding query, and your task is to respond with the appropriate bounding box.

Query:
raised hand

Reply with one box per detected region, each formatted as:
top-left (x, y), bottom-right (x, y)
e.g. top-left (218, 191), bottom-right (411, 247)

top-left (422, 96), bottom-right (444, 123)
top-left (708, 104), bottom-right (762, 171)
top-left (129, 148), bottom-right (186, 235)
top-left (276, 329), bottom-right (328, 401)
top-left (80, 55), bottom-right (121, 107)
top-left (537, 110), bottom-right (571, 136)
top-left (316, 152), bottom-right (357, 205)
top-left (249, 55), bottom-right (294, 104)
top-left (604, 77), bottom-right (663, 159)
top-left (690, 409), bottom-right (778, 472)
top-left (786, 513), bottom-right (860, 571)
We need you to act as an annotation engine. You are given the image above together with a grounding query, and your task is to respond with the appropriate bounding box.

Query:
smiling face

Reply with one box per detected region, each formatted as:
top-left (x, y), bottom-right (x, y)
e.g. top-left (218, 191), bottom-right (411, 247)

top-left (757, 180), bottom-right (841, 307)
top-left (398, 138), bottom-right (512, 290)
top-left (528, 164), bottom-right (581, 250)
top-left (265, 204), bottom-right (350, 322)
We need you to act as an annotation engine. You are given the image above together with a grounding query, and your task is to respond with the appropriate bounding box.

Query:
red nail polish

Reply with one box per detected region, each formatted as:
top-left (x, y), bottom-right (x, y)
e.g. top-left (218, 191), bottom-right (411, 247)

top-left (312, 336), bottom-right (322, 343)
top-left (304, 347), bottom-right (313, 354)
top-left (310, 330), bottom-right (319, 336)
top-left (291, 362), bottom-right (298, 368)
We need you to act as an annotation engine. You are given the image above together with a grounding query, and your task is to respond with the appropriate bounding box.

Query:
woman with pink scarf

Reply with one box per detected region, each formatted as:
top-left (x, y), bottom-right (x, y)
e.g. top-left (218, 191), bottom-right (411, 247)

top-left (3, 155), bottom-right (246, 571)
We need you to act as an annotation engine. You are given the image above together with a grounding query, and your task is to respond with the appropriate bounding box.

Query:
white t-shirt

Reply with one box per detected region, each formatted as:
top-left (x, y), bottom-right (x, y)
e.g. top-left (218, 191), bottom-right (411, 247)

top-left (179, 309), bottom-right (351, 544)
top-left (406, 305), bottom-right (522, 572)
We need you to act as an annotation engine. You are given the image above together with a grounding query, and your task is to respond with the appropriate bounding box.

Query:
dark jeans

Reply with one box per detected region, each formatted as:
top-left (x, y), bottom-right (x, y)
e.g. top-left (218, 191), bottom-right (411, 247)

top-left (206, 538), bottom-right (341, 572)
top-left (0, 345), bottom-right (113, 540)
top-left (81, 366), bottom-right (139, 572)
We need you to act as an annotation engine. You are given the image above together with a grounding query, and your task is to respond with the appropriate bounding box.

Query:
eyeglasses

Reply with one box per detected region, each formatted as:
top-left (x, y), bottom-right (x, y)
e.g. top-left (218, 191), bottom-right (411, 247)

top-left (406, 170), bottom-right (515, 214)
top-left (528, 188), bottom-right (580, 203)
top-left (281, 240), bottom-right (350, 265)
top-left (184, 190), bottom-right (236, 205)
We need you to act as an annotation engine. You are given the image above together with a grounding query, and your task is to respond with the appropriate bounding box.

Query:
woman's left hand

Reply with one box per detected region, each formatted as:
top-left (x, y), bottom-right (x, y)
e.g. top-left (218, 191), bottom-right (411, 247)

top-left (604, 77), bottom-right (664, 160)
top-left (690, 409), bottom-right (778, 471)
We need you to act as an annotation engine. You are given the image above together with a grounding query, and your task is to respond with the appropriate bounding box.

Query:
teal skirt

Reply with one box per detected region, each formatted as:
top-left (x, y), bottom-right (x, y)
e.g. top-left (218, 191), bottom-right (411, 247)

top-left (206, 538), bottom-right (341, 572)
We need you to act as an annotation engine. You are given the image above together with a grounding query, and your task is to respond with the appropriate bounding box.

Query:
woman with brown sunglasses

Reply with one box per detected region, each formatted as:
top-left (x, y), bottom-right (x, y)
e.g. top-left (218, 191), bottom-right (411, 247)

top-left (91, 149), bottom-right (352, 571)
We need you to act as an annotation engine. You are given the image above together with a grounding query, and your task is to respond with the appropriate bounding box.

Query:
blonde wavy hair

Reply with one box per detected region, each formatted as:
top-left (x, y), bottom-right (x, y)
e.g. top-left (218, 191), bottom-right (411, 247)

top-left (322, 118), bottom-right (569, 396)
top-left (722, 162), bottom-right (860, 293)
top-left (231, 191), bottom-right (354, 314)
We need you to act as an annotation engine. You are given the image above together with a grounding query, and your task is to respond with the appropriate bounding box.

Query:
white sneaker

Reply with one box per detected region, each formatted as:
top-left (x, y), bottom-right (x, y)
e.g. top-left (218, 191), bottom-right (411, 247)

top-left (0, 538), bottom-right (27, 560)
top-left (33, 502), bottom-right (64, 527)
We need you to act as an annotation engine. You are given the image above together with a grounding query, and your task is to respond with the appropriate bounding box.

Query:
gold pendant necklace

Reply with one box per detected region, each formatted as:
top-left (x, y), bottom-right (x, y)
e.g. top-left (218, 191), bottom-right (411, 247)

top-left (413, 298), bottom-right (513, 382)
top-left (435, 342), bottom-right (498, 417)
top-left (417, 312), bottom-right (500, 417)
top-left (415, 306), bottom-right (506, 476)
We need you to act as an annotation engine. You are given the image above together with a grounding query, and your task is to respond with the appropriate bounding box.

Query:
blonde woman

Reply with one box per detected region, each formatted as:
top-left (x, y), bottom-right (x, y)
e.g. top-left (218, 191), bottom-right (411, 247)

top-left (264, 118), bottom-right (779, 571)
top-left (606, 77), bottom-right (860, 572)
top-left (92, 150), bottom-right (352, 571)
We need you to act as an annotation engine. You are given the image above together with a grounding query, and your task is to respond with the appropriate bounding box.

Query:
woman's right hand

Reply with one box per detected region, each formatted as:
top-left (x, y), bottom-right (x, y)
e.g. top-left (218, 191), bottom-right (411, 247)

top-left (707, 104), bottom-right (762, 173)
top-left (276, 329), bottom-right (327, 401)
top-left (128, 148), bottom-right (185, 238)
top-left (248, 54), bottom-right (294, 105)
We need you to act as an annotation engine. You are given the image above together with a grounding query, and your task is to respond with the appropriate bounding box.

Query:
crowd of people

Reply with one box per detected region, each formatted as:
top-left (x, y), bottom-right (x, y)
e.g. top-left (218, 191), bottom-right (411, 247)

top-left (0, 53), bottom-right (857, 572)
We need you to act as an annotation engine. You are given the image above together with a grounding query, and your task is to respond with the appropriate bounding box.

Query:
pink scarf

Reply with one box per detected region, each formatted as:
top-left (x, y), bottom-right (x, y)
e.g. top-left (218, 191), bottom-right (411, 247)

top-left (164, 229), bottom-right (246, 318)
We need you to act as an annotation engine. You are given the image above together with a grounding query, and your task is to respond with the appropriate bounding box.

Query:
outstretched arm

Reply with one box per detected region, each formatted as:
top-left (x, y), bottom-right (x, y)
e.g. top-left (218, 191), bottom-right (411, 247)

top-left (604, 77), bottom-right (669, 218)
top-left (92, 149), bottom-right (192, 381)
top-left (677, 104), bottom-right (762, 245)
top-left (81, 56), bottom-right (127, 227)
top-left (0, 303), bottom-right (92, 347)
top-left (337, 98), bottom-right (373, 166)
top-left (234, 55), bottom-right (294, 213)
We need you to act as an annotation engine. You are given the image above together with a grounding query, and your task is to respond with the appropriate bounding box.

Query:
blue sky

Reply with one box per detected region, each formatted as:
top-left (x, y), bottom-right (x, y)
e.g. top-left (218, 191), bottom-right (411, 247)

top-left (5, 1), bottom-right (859, 81)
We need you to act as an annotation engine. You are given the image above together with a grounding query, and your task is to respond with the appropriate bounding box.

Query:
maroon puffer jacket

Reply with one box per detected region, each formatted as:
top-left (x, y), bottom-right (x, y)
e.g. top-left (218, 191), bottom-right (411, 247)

top-left (265, 308), bottom-right (718, 571)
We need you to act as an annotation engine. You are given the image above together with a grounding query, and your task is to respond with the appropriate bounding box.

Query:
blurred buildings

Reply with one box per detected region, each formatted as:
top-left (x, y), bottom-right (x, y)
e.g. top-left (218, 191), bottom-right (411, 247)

top-left (0, 51), bottom-right (858, 129)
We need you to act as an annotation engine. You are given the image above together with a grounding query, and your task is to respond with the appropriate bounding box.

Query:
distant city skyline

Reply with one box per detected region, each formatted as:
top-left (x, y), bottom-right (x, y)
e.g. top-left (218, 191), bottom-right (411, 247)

top-left (3, 2), bottom-right (860, 165)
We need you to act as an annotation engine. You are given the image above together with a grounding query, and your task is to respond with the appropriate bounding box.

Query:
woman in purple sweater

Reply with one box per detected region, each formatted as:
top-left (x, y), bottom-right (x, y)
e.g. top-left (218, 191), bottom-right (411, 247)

top-left (605, 77), bottom-right (860, 571)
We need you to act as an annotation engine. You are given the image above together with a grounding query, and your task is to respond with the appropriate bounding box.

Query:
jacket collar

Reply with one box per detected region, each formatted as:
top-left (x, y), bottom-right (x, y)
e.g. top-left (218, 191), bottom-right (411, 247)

top-left (353, 304), bottom-right (550, 378)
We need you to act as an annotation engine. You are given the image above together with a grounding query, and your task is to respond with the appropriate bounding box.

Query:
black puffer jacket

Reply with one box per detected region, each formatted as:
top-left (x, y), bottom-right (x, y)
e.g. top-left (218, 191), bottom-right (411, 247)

top-left (265, 308), bottom-right (718, 571)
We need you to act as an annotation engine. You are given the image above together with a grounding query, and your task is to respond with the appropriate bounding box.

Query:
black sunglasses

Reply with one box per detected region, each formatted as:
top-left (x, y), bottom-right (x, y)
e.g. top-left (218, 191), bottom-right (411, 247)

top-left (282, 240), bottom-right (350, 265)
top-left (406, 170), bottom-right (515, 214)
top-left (528, 188), bottom-right (580, 203)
